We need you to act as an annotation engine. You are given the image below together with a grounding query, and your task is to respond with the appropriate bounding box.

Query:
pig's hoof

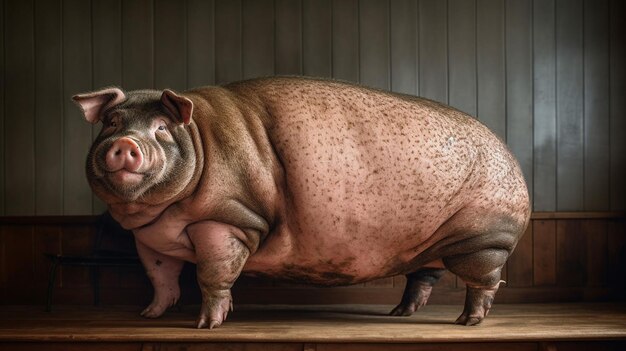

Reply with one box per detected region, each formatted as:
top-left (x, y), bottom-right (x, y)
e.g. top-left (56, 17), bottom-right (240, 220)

top-left (454, 314), bottom-right (483, 326)
top-left (196, 290), bottom-right (233, 329)
top-left (140, 294), bottom-right (179, 318)
top-left (389, 303), bottom-right (418, 316)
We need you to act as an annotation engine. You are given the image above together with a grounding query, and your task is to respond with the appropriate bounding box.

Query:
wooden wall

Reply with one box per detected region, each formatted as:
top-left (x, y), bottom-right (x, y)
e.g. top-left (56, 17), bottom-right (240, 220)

top-left (0, 0), bottom-right (625, 216)
top-left (0, 214), bottom-right (624, 306)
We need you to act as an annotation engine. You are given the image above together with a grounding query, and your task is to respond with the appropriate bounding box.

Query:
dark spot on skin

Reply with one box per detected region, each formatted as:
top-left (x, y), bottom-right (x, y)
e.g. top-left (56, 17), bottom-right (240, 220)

top-left (155, 259), bottom-right (162, 266)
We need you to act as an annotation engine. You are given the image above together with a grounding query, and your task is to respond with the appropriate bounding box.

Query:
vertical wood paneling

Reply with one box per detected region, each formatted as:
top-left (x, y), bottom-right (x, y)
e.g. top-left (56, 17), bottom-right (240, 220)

top-left (390, 0), bottom-right (417, 95)
top-left (476, 0), bottom-right (505, 140)
top-left (532, 0), bottom-right (557, 211)
top-left (3, 226), bottom-right (35, 303)
top-left (583, 0), bottom-right (610, 211)
top-left (187, 0), bottom-right (215, 87)
top-left (533, 220), bottom-right (556, 286)
top-left (0, 0), bottom-right (5, 216)
top-left (303, 0), bottom-right (331, 77)
top-left (4, 0), bottom-right (35, 215)
top-left (35, 0), bottom-right (63, 215)
top-left (275, 0), bottom-right (301, 75)
top-left (242, 0), bottom-right (274, 79)
top-left (556, 220), bottom-right (586, 286)
top-left (419, 0), bottom-right (447, 104)
top-left (63, 0), bottom-right (93, 215)
top-left (607, 220), bottom-right (626, 289)
top-left (505, 0), bottom-right (533, 198)
top-left (92, 0), bottom-right (122, 214)
top-left (122, 0), bottom-right (154, 90)
top-left (332, 0), bottom-right (358, 82)
top-left (215, 0), bottom-right (242, 84)
top-left (583, 220), bottom-right (607, 286)
top-left (556, 0), bottom-right (584, 211)
top-left (609, 0), bottom-right (626, 211)
top-left (448, 0), bottom-right (476, 116)
top-left (155, 0), bottom-right (187, 91)
top-left (359, 0), bottom-right (389, 90)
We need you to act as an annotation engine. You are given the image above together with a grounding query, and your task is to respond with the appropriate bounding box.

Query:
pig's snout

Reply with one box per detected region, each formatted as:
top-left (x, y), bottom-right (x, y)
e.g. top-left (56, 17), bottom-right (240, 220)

top-left (106, 137), bottom-right (143, 172)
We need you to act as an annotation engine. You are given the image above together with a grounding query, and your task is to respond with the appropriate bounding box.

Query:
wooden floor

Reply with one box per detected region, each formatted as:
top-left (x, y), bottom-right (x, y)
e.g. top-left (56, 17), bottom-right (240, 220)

top-left (0, 303), bottom-right (625, 350)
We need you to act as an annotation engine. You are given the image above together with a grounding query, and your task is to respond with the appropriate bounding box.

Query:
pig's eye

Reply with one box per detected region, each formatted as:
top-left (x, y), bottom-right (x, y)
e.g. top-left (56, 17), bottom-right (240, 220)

top-left (158, 125), bottom-right (166, 131)
top-left (110, 121), bottom-right (117, 127)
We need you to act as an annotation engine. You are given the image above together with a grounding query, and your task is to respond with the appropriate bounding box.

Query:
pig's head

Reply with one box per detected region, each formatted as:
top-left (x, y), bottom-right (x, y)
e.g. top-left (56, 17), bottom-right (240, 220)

top-left (73, 87), bottom-right (198, 207)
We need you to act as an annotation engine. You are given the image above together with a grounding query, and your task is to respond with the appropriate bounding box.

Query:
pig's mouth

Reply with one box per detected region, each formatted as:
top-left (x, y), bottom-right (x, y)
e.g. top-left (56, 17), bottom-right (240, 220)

top-left (106, 169), bottom-right (145, 185)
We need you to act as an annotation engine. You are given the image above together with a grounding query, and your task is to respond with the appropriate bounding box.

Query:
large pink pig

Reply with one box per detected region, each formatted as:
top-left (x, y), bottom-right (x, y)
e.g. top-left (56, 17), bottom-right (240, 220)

top-left (73, 77), bottom-right (530, 328)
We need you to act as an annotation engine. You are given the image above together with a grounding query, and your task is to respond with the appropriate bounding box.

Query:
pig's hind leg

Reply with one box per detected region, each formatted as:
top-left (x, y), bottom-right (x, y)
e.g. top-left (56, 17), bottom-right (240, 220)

top-left (136, 240), bottom-right (184, 318)
top-left (390, 268), bottom-right (446, 316)
top-left (443, 247), bottom-right (508, 326)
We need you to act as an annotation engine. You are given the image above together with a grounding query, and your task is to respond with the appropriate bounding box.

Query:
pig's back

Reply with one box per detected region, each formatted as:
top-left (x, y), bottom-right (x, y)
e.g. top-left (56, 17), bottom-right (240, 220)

top-left (230, 77), bottom-right (527, 283)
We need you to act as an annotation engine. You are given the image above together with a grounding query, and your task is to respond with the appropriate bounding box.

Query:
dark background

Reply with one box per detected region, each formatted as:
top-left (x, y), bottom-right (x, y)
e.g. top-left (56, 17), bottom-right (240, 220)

top-left (0, 0), bottom-right (625, 216)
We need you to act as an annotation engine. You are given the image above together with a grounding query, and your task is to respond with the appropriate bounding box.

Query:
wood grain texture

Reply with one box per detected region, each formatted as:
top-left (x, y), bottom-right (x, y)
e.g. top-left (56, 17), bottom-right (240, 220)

top-left (275, 0), bottom-right (302, 75)
top-left (418, 0), bottom-right (447, 103)
top-left (507, 224), bottom-right (533, 287)
top-left (0, 0), bottom-right (4, 216)
top-left (359, 0), bottom-right (389, 91)
top-left (122, 0), bottom-right (154, 90)
top-left (243, 0), bottom-right (274, 79)
top-left (302, 0), bottom-right (331, 77)
top-left (1, 304), bottom-right (625, 343)
top-left (609, 0), bottom-right (626, 211)
top-left (556, 220), bottom-right (586, 286)
top-left (62, 0), bottom-right (93, 215)
top-left (3, 226), bottom-right (34, 303)
top-left (187, 0), bottom-right (215, 87)
top-left (448, 0), bottom-right (476, 117)
top-left (533, 220), bottom-right (556, 286)
top-left (4, 0), bottom-right (35, 215)
top-left (390, 0), bottom-right (417, 95)
top-left (476, 0), bottom-right (505, 140)
top-left (332, 0), bottom-right (358, 82)
top-left (556, 0), bottom-right (584, 211)
top-left (34, 0), bottom-right (63, 215)
top-left (607, 220), bottom-right (626, 289)
top-left (505, 0), bottom-right (533, 202)
top-left (583, 220), bottom-right (608, 286)
top-left (532, 0), bottom-right (557, 211)
top-left (215, 0), bottom-right (242, 84)
top-left (583, 0), bottom-right (610, 211)
top-left (155, 0), bottom-right (187, 91)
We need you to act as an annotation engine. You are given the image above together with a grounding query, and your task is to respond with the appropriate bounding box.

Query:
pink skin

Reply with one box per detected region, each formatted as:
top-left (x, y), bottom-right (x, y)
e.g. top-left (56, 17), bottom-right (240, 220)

top-left (76, 78), bottom-right (530, 329)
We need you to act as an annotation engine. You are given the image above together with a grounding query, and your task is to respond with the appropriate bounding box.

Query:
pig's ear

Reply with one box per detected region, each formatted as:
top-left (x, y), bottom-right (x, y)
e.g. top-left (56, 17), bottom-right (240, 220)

top-left (161, 89), bottom-right (193, 125)
top-left (72, 87), bottom-right (126, 124)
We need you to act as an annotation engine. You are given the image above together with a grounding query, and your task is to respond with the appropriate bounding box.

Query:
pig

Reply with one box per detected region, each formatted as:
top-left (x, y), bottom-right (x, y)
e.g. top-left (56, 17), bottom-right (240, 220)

top-left (73, 77), bottom-right (530, 329)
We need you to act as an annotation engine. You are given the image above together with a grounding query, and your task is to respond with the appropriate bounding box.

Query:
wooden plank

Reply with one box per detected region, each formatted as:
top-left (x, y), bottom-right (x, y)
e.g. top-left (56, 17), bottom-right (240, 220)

top-left (187, 0), bottom-right (215, 87)
top-left (63, 0), bottom-right (93, 215)
top-left (607, 220), bottom-right (626, 289)
top-left (3, 225), bottom-right (35, 303)
top-left (33, 225), bottom-right (62, 298)
top-left (215, 0), bottom-right (242, 84)
top-left (390, 0), bottom-right (417, 95)
top-left (556, 0), bottom-right (584, 211)
top-left (556, 219), bottom-right (586, 286)
top-left (582, 220), bottom-right (608, 287)
top-left (154, 0), bottom-right (187, 91)
top-left (448, 0), bottom-right (476, 116)
top-left (92, 0), bottom-right (122, 214)
top-left (34, 0), bottom-right (63, 215)
top-left (507, 223), bottom-right (533, 287)
top-left (533, 219), bottom-right (556, 286)
top-left (418, 0), bottom-right (447, 103)
top-left (242, 0), bottom-right (274, 79)
top-left (609, 0), bottom-right (626, 211)
top-left (583, 0), bottom-right (610, 211)
top-left (59, 225), bottom-right (95, 292)
top-left (359, 0), bottom-right (389, 90)
top-left (4, 0), bottom-right (35, 215)
top-left (122, 0), bottom-right (154, 90)
top-left (505, 0), bottom-right (533, 203)
top-left (275, 0), bottom-right (302, 76)
top-left (332, 0), bottom-right (358, 82)
top-left (302, 0), bottom-right (331, 77)
top-left (0, 0), bottom-right (5, 216)
top-left (532, 0), bottom-right (557, 211)
top-left (476, 0), bottom-right (505, 140)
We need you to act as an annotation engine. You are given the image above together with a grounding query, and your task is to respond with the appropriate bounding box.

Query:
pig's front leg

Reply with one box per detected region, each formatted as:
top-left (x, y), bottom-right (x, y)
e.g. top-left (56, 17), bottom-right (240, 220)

top-left (135, 239), bottom-right (184, 318)
top-left (187, 221), bottom-right (258, 329)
